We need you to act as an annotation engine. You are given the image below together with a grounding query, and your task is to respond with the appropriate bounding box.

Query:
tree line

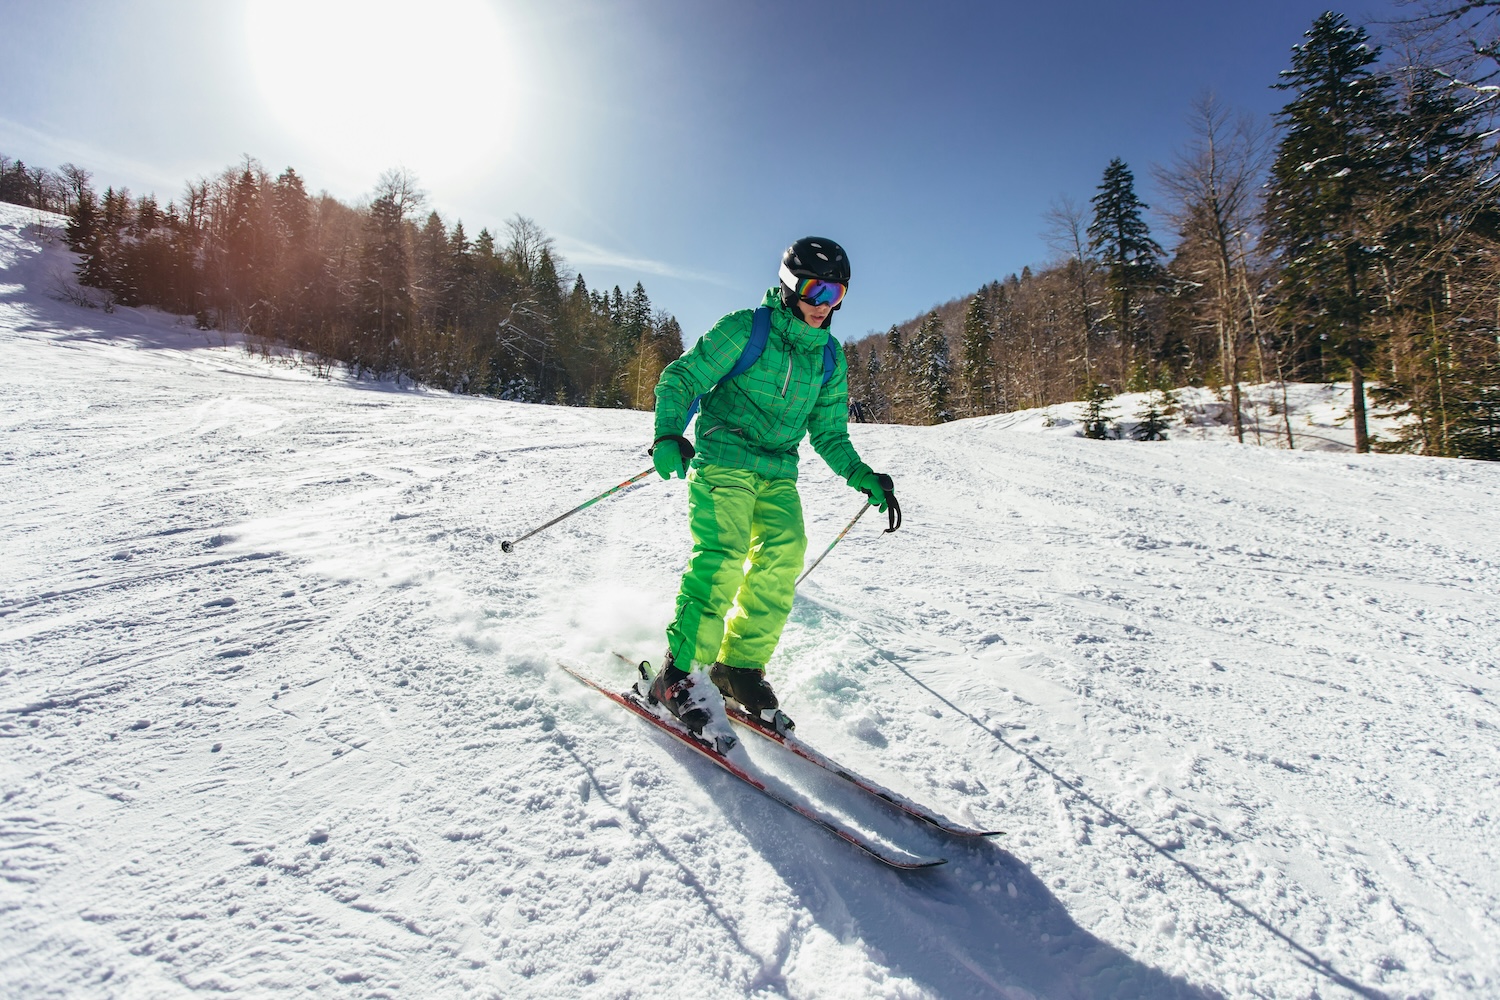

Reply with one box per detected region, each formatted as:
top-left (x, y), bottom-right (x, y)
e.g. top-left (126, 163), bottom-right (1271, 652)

top-left (0, 155), bottom-right (682, 407)
top-left (0, 156), bottom-right (91, 215)
top-left (845, 8), bottom-right (1500, 460)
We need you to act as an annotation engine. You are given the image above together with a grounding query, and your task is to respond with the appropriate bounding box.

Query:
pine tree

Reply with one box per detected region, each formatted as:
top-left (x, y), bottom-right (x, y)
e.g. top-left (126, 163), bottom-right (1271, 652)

top-left (355, 192), bottom-right (412, 373)
top-left (913, 312), bottom-right (953, 424)
top-left (1079, 382), bottom-right (1117, 439)
top-left (446, 221), bottom-right (472, 330)
top-left (474, 227), bottom-right (496, 260)
top-left (884, 324), bottom-right (909, 420)
top-left (1132, 372), bottom-right (1175, 441)
top-left (609, 284), bottom-right (627, 328)
top-left (959, 293), bottom-right (996, 416)
top-left (1447, 365), bottom-right (1500, 459)
top-left (124, 193), bottom-right (174, 308)
top-left (1262, 12), bottom-right (1398, 453)
top-left (0, 157), bottom-right (26, 206)
top-left (1369, 63), bottom-right (1500, 459)
top-left (222, 166), bottom-right (267, 322)
top-left (626, 282), bottom-right (651, 340)
top-left (268, 167), bottom-right (314, 342)
top-left (1088, 158), bottom-right (1164, 384)
top-left (97, 187), bottom-right (133, 305)
top-left (526, 247), bottom-right (566, 397)
top-left (67, 187), bottom-right (105, 289)
top-left (414, 211), bottom-right (454, 331)
top-left (863, 348), bottom-right (887, 422)
top-left (271, 168), bottom-right (310, 246)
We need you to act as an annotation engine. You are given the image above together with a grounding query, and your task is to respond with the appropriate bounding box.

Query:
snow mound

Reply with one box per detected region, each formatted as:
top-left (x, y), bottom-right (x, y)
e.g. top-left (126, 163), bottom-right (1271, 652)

top-left (973, 382), bottom-right (1404, 454)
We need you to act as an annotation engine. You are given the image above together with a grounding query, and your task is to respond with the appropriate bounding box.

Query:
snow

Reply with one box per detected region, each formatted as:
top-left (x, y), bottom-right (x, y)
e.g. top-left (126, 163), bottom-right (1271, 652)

top-left (2, 201), bottom-right (1497, 998)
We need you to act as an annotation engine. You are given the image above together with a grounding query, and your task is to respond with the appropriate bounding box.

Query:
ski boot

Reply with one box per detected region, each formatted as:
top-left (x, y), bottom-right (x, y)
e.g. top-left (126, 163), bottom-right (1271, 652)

top-left (645, 654), bottom-right (728, 745)
top-left (710, 662), bottom-right (795, 733)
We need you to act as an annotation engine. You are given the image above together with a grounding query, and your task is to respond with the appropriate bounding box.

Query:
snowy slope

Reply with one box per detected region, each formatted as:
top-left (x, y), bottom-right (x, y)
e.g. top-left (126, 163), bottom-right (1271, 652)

top-left (2, 202), bottom-right (1497, 999)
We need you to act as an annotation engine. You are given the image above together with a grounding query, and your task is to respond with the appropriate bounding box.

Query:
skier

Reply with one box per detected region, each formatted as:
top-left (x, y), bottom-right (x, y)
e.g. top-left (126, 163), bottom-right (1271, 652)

top-left (647, 237), bottom-right (897, 736)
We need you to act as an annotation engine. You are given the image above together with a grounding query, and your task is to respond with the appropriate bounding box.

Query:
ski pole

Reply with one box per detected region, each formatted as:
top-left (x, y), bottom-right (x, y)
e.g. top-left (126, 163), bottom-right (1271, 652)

top-left (501, 467), bottom-right (654, 552)
top-left (796, 502), bottom-right (871, 587)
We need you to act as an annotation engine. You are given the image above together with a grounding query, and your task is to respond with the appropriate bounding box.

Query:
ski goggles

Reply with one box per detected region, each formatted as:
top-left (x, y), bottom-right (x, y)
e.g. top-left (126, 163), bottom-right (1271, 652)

top-left (779, 262), bottom-right (847, 307)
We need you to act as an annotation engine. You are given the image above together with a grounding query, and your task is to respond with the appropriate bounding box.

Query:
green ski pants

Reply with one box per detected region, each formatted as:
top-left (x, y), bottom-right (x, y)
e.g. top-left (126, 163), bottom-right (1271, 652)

top-left (665, 464), bottom-right (807, 672)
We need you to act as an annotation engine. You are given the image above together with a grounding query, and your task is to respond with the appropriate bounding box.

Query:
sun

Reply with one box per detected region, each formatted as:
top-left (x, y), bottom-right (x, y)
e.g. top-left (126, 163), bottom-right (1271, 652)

top-left (245, 0), bottom-right (517, 185)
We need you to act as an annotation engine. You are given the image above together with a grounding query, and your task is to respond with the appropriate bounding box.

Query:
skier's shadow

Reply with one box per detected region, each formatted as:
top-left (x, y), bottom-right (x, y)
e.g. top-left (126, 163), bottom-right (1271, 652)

top-left (553, 663), bottom-right (1204, 998)
top-left (758, 596), bottom-right (1389, 1000)
top-left (713, 780), bottom-right (1217, 1000)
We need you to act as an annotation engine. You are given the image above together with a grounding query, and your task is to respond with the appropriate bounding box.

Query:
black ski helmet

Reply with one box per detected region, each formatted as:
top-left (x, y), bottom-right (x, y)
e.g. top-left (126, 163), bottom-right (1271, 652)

top-left (779, 236), bottom-right (850, 314)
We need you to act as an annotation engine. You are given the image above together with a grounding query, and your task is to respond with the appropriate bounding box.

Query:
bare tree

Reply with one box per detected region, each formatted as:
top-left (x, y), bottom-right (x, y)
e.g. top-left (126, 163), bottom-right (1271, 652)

top-left (373, 167), bottom-right (426, 222)
top-left (1042, 197), bottom-right (1099, 383)
top-left (1394, 0), bottom-right (1500, 85)
top-left (1156, 93), bottom-right (1267, 443)
top-left (504, 214), bottom-right (555, 279)
top-left (58, 163), bottom-right (92, 214)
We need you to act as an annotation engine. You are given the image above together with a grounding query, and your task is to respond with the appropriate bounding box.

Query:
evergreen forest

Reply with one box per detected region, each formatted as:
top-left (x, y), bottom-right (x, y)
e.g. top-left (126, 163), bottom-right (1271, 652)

top-left (0, 158), bottom-right (683, 409)
top-left (843, 9), bottom-right (1500, 459)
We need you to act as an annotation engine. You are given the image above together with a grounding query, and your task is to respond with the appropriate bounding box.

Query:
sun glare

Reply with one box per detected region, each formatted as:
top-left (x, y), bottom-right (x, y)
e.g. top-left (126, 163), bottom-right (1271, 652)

top-left (246, 0), bottom-right (517, 187)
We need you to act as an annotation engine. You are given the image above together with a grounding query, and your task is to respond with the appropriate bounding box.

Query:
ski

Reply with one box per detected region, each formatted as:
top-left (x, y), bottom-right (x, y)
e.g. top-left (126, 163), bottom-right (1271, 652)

top-left (614, 653), bottom-right (1002, 839)
top-left (559, 661), bottom-right (946, 870)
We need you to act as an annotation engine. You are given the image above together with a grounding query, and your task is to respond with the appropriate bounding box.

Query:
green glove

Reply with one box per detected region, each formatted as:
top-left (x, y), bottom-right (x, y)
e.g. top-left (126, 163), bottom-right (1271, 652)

top-left (847, 467), bottom-right (890, 511)
top-left (848, 468), bottom-right (902, 532)
top-left (651, 435), bottom-right (693, 480)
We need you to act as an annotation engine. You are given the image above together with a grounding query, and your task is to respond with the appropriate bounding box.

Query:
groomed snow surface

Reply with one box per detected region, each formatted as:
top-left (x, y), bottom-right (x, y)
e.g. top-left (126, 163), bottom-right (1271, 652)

top-left (2, 203), bottom-right (1497, 999)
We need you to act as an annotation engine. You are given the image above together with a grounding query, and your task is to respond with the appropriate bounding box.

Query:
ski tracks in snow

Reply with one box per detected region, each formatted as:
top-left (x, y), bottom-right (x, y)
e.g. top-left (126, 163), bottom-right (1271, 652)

top-left (783, 420), bottom-right (1500, 996)
top-left (3, 206), bottom-right (1499, 997)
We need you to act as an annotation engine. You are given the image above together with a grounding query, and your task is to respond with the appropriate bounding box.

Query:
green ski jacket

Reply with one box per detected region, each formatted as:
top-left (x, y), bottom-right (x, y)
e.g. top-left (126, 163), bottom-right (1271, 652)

top-left (654, 289), bottom-right (872, 483)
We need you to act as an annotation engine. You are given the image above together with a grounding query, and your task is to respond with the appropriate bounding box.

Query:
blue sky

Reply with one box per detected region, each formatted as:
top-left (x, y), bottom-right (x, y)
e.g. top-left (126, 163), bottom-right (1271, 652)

top-left (1, 0), bottom-right (1399, 343)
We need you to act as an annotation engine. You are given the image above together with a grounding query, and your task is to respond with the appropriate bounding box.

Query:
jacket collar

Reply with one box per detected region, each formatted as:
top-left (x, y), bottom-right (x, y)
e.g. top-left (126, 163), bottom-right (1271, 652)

top-left (761, 288), bottom-right (828, 353)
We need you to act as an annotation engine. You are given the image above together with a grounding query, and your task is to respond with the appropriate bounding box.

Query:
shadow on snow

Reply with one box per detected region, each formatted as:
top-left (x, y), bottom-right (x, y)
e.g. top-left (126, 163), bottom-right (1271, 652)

top-left (782, 594), bottom-right (1391, 1000)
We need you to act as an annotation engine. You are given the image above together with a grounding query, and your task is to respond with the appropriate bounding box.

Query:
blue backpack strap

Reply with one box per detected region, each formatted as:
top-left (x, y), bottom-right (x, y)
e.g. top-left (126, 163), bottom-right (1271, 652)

top-left (822, 334), bottom-right (837, 386)
top-left (727, 306), bottom-right (773, 381)
top-left (682, 307), bottom-right (772, 429)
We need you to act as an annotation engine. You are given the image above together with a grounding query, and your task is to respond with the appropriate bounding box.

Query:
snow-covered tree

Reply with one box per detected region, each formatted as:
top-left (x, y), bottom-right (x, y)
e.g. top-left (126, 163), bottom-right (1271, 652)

top-left (1262, 12), bottom-right (1398, 453)
top-left (912, 312), bottom-right (953, 424)
top-left (1079, 382), bottom-right (1117, 439)
top-left (959, 293), bottom-right (996, 417)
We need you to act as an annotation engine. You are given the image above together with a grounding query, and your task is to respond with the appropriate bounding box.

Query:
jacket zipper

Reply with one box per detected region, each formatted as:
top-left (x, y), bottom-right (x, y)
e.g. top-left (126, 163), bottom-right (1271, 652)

top-left (781, 354), bottom-right (793, 397)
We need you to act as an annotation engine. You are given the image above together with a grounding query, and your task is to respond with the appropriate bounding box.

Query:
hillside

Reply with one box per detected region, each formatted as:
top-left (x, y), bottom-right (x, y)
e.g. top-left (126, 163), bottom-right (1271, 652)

top-left (2, 203), bottom-right (1498, 998)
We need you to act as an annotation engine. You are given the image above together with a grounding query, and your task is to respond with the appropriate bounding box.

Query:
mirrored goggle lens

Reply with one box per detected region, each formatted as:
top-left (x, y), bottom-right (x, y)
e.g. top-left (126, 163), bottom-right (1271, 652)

top-left (795, 278), bottom-right (847, 307)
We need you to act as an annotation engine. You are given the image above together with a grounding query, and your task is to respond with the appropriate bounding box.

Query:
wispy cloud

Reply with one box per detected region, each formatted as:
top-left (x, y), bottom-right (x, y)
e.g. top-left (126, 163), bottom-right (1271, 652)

top-left (0, 117), bottom-right (182, 192)
top-left (555, 236), bottom-right (735, 287)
